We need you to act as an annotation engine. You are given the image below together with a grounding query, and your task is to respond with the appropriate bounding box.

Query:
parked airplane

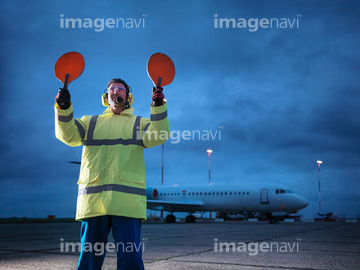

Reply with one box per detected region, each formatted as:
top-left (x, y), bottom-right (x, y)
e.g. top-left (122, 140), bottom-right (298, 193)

top-left (146, 183), bottom-right (309, 223)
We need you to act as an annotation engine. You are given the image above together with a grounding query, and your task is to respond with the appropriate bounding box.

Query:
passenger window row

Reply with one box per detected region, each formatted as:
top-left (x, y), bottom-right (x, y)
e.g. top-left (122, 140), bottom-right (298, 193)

top-left (159, 191), bottom-right (250, 196)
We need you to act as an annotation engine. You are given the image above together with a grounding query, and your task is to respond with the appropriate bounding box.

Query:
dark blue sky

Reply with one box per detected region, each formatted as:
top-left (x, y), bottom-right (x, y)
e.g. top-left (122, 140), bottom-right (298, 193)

top-left (1, 0), bottom-right (359, 218)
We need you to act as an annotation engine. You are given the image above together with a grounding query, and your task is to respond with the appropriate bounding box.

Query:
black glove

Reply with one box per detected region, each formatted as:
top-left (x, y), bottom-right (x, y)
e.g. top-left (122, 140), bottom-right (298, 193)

top-left (152, 87), bottom-right (164, 107)
top-left (55, 88), bottom-right (71, 109)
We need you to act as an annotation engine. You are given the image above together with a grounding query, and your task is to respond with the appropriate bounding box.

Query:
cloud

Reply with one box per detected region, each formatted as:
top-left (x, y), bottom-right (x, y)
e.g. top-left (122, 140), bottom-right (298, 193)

top-left (0, 0), bottom-right (359, 218)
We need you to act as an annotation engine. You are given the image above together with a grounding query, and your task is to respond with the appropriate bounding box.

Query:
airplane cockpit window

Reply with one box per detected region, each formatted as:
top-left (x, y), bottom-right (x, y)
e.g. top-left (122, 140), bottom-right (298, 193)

top-left (275, 189), bottom-right (286, 194)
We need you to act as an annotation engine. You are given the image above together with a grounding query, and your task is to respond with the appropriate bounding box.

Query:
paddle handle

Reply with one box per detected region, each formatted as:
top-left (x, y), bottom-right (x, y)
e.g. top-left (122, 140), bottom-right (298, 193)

top-left (156, 77), bottom-right (162, 88)
top-left (59, 73), bottom-right (69, 107)
top-left (152, 77), bottom-right (162, 107)
top-left (63, 73), bottom-right (69, 90)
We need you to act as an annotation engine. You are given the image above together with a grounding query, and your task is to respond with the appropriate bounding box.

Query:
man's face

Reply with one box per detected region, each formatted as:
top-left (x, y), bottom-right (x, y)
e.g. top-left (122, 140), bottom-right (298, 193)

top-left (107, 82), bottom-right (127, 108)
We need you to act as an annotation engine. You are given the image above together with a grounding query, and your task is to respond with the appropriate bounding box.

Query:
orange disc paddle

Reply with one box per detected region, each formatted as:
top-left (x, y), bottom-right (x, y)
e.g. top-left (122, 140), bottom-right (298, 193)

top-left (147, 52), bottom-right (175, 88)
top-left (55, 52), bottom-right (85, 89)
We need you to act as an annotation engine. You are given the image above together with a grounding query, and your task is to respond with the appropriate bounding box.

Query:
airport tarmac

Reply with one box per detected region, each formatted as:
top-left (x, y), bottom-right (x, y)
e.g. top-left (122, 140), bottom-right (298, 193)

top-left (0, 220), bottom-right (359, 270)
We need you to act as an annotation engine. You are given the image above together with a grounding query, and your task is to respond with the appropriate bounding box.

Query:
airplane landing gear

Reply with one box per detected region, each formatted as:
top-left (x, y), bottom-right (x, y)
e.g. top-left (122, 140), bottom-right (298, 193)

top-left (165, 214), bottom-right (176, 223)
top-left (269, 215), bottom-right (279, 224)
top-left (259, 213), bottom-right (270, 221)
top-left (185, 215), bottom-right (195, 223)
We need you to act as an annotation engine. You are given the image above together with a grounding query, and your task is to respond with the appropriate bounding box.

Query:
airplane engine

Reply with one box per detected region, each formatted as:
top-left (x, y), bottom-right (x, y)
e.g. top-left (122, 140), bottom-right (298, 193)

top-left (146, 188), bottom-right (159, 200)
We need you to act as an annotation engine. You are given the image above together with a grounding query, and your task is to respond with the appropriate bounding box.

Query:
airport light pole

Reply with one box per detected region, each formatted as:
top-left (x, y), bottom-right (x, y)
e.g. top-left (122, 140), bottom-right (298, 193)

top-left (161, 144), bottom-right (164, 184)
top-left (207, 147), bottom-right (213, 219)
top-left (160, 144), bottom-right (164, 219)
top-left (207, 148), bottom-right (213, 184)
top-left (317, 159), bottom-right (322, 213)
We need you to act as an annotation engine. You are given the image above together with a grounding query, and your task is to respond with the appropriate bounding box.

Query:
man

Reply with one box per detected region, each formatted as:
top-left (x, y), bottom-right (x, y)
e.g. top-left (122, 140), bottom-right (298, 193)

top-left (55, 78), bottom-right (169, 269)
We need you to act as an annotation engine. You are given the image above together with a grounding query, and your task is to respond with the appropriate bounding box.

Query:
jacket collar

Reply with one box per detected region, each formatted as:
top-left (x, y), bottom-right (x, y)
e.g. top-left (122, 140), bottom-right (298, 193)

top-left (103, 107), bottom-right (134, 115)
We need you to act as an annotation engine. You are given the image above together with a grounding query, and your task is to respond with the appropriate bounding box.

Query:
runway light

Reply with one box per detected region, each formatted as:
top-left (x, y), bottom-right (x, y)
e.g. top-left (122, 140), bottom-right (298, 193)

top-left (317, 159), bottom-right (323, 212)
top-left (207, 148), bottom-right (213, 184)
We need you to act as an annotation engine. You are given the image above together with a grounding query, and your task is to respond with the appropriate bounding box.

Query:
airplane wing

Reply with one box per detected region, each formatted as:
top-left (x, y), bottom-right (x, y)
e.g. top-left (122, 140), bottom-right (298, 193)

top-left (147, 199), bottom-right (205, 212)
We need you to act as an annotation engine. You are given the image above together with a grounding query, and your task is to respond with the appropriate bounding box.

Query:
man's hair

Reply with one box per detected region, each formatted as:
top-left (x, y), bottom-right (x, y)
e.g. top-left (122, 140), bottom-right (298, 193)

top-left (107, 78), bottom-right (131, 93)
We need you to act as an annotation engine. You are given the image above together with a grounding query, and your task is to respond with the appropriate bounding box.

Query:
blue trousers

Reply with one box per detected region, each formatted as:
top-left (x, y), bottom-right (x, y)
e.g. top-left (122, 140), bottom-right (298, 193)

top-left (77, 215), bottom-right (145, 270)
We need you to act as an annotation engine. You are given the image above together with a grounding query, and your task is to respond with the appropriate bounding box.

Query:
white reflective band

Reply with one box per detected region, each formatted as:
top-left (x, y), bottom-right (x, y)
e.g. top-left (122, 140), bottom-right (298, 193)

top-left (84, 115), bottom-right (143, 146)
top-left (74, 120), bottom-right (85, 141)
top-left (56, 112), bottom-right (73, 122)
top-left (150, 110), bottom-right (167, 121)
top-left (78, 184), bottom-right (146, 196)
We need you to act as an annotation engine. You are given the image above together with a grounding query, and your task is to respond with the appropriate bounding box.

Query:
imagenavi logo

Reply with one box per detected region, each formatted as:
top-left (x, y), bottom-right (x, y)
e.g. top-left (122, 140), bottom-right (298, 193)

top-left (60, 14), bottom-right (147, 32)
top-left (214, 14), bottom-right (301, 32)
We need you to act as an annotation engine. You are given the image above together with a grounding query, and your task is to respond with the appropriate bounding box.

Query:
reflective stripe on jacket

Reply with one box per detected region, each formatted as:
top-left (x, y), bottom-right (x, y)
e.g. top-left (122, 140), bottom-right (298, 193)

top-left (55, 102), bottom-right (170, 220)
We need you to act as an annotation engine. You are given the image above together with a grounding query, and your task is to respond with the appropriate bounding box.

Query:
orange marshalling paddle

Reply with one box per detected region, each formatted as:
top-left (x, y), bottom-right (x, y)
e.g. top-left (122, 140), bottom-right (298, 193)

top-left (147, 52), bottom-right (175, 106)
top-left (55, 51), bottom-right (85, 90)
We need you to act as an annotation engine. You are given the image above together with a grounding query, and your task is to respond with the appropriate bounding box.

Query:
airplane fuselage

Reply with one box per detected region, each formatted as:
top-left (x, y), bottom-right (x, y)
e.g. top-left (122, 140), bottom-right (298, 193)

top-left (146, 183), bottom-right (308, 214)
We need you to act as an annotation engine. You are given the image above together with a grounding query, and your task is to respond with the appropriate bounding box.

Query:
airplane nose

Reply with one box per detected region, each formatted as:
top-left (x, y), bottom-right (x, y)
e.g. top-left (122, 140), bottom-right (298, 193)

top-left (298, 196), bottom-right (309, 209)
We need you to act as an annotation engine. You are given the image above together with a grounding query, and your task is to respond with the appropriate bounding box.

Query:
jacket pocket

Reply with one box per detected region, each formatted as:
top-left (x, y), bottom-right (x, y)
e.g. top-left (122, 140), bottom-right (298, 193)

top-left (77, 168), bottom-right (100, 185)
top-left (120, 170), bottom-right (145, 185)
top-left (77, 146), bottom-right (102, 185)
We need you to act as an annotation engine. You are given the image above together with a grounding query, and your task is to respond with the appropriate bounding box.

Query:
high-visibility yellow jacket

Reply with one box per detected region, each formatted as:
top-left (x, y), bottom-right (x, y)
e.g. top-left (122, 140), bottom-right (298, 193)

top-left (55, 102), bottom-right (170, 220)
